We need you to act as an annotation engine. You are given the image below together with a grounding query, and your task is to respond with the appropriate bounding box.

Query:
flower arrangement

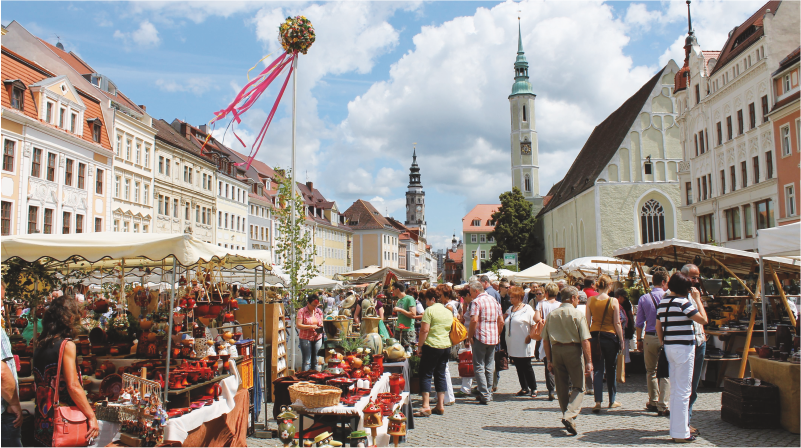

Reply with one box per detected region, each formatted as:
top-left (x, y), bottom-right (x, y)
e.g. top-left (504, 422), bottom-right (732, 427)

top-left (279, 15), bottom-right (316, 54)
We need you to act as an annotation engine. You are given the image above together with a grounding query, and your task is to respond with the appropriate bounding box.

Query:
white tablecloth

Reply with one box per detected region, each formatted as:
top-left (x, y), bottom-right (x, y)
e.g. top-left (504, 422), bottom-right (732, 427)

top-left (163, 372), bottom-right (240, 443)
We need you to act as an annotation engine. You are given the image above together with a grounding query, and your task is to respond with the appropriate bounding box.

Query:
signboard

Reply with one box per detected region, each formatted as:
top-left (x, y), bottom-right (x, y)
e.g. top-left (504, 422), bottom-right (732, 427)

top-left (503, 253), bottom-right (517, 266)
top-left (553, 248), bottom-right (565, 268)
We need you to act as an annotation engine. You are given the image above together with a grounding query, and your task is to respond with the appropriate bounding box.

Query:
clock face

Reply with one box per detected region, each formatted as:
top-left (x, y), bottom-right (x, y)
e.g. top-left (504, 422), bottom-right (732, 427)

top-left (521, 142), bottom-right (532, 155)
top-left (416, 205), bottom-right (422, 212)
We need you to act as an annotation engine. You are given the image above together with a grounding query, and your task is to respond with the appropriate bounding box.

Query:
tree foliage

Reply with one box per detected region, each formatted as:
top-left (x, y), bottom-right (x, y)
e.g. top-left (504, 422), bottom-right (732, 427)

top-left (488, 187), bottom-right (541, 268)
top-left (273, 168), bottom-right (319, 308)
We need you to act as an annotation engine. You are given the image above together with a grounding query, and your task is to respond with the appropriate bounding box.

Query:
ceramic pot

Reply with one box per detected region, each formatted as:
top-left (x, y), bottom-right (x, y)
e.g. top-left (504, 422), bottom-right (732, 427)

top-left (140, 319), bottom-right (153, 331)
top-left (17, 357), bottom-right (32, 377)
top-left (757, 345), bottom-right (773, 359)
top-left (389, 373), bottom-right (405, 395)
top-left (18, 382), bottom-right (35, 401)
top-left (13, 317), bottom-right (28, 328)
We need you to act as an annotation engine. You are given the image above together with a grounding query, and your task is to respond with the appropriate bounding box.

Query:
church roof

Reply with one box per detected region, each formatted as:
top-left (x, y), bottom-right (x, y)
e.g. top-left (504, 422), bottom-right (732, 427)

top-left (537, 66), bottom-right (666, 217)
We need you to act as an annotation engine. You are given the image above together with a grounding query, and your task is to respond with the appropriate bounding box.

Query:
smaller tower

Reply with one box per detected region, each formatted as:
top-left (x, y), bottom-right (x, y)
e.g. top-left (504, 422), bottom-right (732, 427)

top-left (451, 233), bottom-right (458, 252)
top-left (405, 147), bottom-right (426, 237)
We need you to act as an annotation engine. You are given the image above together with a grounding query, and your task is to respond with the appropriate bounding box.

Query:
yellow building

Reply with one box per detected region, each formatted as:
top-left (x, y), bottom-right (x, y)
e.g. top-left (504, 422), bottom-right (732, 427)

top-left (297, 181), bottom-right (353, 278)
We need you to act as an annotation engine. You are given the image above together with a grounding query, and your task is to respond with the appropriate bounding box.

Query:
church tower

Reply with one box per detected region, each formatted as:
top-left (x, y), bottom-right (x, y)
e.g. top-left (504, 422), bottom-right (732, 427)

top-left (509, 19), bottom-right (542, 212)
top-left (405, 148), bottom-right (426, 238)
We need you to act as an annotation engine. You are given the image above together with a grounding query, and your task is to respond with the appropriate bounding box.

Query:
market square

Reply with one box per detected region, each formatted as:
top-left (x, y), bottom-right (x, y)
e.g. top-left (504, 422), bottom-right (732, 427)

top-left (1, 1), bottom-right (799, 447)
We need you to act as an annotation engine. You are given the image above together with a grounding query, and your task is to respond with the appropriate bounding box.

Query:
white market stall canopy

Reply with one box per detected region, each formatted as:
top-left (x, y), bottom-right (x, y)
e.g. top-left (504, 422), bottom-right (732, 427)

top-left (553, 256), bottom-right (632, 279)
top-left (510, 262), bottom-right (557, 283)
top-left (613, 238), bottom-right (800, 275)
top-left (303, 275), bottom-right (343, 290)
top-left (475, 269), bottom-right (517, 281)
top-left (757, 222), bottom-right (801, 258)
top-left (353, 266), bottom-right (430, 283)
top-left (1, 233), bottom-right (271, 270)
top-left (341, 265), bottom-right (382, 278)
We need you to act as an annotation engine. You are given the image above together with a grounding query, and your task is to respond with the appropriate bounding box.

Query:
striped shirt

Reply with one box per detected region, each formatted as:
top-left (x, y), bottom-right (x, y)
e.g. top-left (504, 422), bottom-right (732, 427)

top-left (471, 292), bottom-right (502, 346)
top-left (657, 295), bottom-right (698, 345)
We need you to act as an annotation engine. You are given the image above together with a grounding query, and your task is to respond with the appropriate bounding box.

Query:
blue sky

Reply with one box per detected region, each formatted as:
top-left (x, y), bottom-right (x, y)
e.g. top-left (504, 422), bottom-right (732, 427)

top-left (2, 1), bottom-right (766, 253)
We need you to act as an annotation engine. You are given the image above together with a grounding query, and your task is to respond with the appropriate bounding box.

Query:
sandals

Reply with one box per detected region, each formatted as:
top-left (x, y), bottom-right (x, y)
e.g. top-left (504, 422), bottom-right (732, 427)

top-left (413, 409), bottom-right (432, 417)
top-left (432, 408), bottom-right (445, 415)
top-left (515, 389), bottom-right (531, 396)
top-left (530, 390), bottom-right (538, 398)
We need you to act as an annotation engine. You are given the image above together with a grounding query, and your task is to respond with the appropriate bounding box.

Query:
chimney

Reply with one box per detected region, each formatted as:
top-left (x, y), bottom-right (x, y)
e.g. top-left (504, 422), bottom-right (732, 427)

top-left (138, 104), bottom-right (146, 112)
top-left (306, 181), bottom-right (314, 191)
top-left (199, 124), bottom-right (207, 134)
top-left (180, 122), bottom-right (190, 139)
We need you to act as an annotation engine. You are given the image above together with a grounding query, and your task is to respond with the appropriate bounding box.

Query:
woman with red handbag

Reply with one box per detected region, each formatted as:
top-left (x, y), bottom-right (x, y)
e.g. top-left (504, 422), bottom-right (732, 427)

top-left (32, 295), bottom-right (99, 447)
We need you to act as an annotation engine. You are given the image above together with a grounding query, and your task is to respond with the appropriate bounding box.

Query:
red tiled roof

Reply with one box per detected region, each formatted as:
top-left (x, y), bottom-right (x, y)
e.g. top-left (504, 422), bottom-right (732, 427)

top-left (343, 199), bottom-right (396, 231)
top-left (709, 1), bottom-right (780, 76)
top-left (447, 248), bottom-right (464, 264)
top-left (462, 204), bottom-right (499, 232)
top-left (774, 46), bottom-right (800, 75)
top-left (1, 47), bottom-right (111, 152)
top-left (39, 38), bottom-right (145, 114)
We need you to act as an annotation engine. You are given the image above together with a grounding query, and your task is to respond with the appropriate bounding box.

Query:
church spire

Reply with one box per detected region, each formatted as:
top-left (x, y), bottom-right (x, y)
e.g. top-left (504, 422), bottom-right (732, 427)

top-left (510, 16), bottom-right (535, 97)
top-left (684, 0), bottom-right (698, 59)
top-left (408, 145), bottom-right (421, 188)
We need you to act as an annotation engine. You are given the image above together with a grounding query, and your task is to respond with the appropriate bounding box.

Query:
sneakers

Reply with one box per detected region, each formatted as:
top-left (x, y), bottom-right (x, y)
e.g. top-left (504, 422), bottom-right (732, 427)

top-left (608, 401), bottom-right (622, 409)
top-left (592, 403), bottom-right (602, 414)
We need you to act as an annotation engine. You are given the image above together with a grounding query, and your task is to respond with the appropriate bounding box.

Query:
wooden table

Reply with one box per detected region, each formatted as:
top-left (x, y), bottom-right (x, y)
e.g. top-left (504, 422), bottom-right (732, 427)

top-left (748, 357), bottom-right (800, 434)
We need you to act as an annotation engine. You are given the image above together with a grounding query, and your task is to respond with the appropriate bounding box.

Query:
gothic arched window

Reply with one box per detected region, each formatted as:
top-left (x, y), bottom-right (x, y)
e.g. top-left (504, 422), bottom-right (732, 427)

top-left (640, 199), bottom-right (666, 243)
top-left (524, 174), bottom-right (531, 192)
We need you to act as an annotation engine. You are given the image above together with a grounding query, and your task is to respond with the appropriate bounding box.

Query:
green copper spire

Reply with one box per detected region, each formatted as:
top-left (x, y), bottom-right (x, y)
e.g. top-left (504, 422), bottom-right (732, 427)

top-left (510, 18), bottom-right (535, 97)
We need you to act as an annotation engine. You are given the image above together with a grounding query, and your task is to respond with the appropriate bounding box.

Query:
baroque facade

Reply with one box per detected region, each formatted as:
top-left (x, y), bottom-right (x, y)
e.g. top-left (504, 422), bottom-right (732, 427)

top-left (675, 0), bottom-right (799, 249)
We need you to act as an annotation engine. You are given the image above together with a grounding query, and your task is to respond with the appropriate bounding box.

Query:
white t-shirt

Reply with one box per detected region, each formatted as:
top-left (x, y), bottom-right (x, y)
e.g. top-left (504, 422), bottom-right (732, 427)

top-left (504, 304), bottom-right (537, 358)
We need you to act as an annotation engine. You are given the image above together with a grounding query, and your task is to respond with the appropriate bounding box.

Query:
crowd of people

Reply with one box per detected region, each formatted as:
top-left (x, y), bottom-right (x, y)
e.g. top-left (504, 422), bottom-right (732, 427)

top-left (292, 268), bottom-right (712, 442)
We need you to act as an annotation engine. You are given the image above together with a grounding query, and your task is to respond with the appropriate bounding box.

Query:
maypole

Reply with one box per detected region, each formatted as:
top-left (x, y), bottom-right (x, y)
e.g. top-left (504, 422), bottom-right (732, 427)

top-left (289, 54), bottom-right (298, 371)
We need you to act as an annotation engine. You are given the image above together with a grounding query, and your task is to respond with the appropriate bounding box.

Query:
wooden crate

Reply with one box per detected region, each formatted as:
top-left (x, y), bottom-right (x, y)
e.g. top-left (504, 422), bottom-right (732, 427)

top-left (721, 378), bottom-right (780, 429)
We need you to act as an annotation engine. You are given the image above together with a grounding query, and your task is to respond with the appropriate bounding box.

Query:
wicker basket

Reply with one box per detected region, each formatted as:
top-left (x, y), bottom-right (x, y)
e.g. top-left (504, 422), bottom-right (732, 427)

top-left (95, 402), bottom-right (137, 423)
top-left (288, 381), bottom-right (342, 408)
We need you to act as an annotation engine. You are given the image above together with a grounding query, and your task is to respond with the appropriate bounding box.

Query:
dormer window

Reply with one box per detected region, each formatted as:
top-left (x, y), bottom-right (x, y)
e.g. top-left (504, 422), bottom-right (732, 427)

top-left (4, 80), bottom-right (26, 110)
top-left (86, 118), bottom-right (102, 143)
top-left (471, 219), bottom-right (481, 226)
top-left (45, 102), bottom-right (53, 123)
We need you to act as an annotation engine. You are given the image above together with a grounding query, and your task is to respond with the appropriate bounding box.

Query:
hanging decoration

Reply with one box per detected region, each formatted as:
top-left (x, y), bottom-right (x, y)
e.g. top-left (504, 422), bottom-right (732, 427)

top-left (208, 15), bottom-right (315, 170)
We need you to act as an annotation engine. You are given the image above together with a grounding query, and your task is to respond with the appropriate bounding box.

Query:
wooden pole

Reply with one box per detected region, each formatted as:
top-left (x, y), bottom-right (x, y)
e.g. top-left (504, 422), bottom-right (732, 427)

top-left (767, 262), bottom-right (797, 327)
top-left (738, 302), bottom-right (758, 378)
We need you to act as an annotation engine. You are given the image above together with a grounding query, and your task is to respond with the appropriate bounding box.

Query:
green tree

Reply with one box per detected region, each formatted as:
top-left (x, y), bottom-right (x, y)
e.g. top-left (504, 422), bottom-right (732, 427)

top-left (488, 187), bottom-right (541, 268)
top-left (273, 168), bottom-right (319, 308)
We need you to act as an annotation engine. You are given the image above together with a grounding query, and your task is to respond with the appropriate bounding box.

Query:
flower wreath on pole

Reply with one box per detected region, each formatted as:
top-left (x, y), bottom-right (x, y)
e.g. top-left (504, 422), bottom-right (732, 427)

top-left (204, 16), bottom-right (315, 170)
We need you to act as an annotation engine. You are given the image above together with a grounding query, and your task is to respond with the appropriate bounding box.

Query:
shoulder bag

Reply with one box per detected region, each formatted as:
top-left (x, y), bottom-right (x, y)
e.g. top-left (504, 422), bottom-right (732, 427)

top-left (449, 317), bottom-right (468, 346)
top-left (656, 297), bottom-right (676, 379)
top-left (52, 339), bottom-right (90, 447)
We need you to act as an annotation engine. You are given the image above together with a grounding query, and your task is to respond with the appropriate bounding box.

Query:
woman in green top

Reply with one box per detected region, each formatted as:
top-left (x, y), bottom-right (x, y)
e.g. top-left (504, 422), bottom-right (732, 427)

top-left (414, 288), bottom-right (454, 417)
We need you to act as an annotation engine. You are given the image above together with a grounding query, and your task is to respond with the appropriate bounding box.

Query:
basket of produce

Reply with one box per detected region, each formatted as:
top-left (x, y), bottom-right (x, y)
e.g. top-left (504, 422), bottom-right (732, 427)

top-left (288, 381), bottom-right (342, 408)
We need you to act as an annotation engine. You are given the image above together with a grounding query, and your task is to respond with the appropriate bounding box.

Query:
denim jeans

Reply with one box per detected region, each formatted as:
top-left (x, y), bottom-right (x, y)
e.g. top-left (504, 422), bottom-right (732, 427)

top-left (299, 337), bottom-right (323, 371)
top-left (688, 341), bottom-right (706, 424)
top-left (2, 411), bottom-right (22, 447)
top-left (471, 338), bottom-right (496, 402)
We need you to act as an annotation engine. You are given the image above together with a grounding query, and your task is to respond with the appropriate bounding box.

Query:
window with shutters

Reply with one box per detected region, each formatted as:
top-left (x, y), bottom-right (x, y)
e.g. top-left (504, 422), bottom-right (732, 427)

top-left (640, 199), bottom-right (666, 243)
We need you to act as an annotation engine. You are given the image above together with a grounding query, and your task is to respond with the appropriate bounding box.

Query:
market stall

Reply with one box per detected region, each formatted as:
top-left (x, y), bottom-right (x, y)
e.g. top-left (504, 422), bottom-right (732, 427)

top-left (510, 262), bottom-right (556, 284)
top-left (552, 256), bottom-right (633, 280)
top-left (614, 238), bottom-right (800, 386)
top-left (2, 233), bottom-right (270, 446)
top-left (755, 222), bottom-right (801, 434)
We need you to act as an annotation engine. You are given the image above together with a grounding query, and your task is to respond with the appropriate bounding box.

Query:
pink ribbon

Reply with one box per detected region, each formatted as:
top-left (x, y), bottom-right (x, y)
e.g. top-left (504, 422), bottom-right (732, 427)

top-left (210, 51), bottom-right (297, 169)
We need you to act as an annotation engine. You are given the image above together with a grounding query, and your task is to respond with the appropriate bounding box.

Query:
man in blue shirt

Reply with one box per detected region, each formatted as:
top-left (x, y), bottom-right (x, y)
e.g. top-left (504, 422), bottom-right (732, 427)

top-left (479, 275), bottom-right (501, 304)
top-left (636, 269), bottom-right (670, 415)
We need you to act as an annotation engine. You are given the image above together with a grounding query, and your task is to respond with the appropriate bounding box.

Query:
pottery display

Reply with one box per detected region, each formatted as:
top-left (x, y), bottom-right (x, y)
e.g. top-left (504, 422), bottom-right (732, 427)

top-left (347, 430), bottom-right (368, 448)
top-left (384, 343), bottom-right (406, 361)
top-left (389, 373), bottom-right (405, 395)
top-left (100, 374), bottom-right (123, 400)
top-left (276, 406), bottom-right (298, 447)
top-left (386, 405), bottom-right (407, 436)
top-left (363, 333), bottom-right (383, 355)
top-left (362, 400), bottom-right (383, 428)
top-left (757, 345), bottom-right (774, 359)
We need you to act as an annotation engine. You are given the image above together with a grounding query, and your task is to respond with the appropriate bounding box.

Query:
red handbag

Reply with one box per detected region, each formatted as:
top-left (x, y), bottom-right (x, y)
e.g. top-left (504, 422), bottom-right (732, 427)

top-left (458, 349), bottom-right (474, 377)
top-left (52, 339), bottom-right (89, 447)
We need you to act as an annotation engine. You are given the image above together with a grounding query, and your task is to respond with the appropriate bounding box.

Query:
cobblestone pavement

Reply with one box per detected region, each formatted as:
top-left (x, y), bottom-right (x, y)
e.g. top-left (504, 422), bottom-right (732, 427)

top-left (247, 361), bottom-right (799, 447)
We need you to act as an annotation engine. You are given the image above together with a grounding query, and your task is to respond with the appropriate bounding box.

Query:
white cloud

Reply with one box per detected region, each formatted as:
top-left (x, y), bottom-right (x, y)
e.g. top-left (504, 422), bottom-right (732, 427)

top-left (114, 20), bottom-right (161, 49)
top-left (155, 77), bottom-right (215, 95)
top-left (368, 196), bottom-right (406, 217)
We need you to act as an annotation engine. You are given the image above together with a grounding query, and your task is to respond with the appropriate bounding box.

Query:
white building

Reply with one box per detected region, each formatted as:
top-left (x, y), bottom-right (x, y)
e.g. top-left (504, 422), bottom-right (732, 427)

top-left (152, 119), bottom-right (216, 243)
top-left (675, 0), bottom-right (800, 250)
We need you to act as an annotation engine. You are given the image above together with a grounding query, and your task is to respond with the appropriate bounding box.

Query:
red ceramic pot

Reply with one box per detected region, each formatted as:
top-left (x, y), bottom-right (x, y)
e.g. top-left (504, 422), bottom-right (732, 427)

top-left (18, 383), bottom-right (35, 401)
top-left (389, 373), bottom-right (405, 395)
top-left (195, 304), bottom-right (211, 316)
